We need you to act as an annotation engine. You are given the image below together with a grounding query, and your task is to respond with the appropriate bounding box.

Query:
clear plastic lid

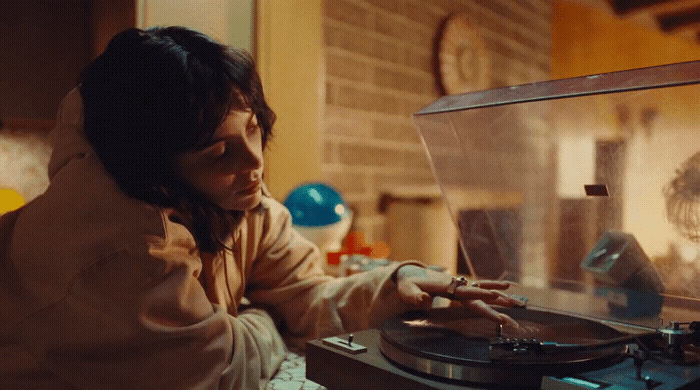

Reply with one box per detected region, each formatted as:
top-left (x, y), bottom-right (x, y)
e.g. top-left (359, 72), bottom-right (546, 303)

top-left (413, 61), bottom-right (700, 329)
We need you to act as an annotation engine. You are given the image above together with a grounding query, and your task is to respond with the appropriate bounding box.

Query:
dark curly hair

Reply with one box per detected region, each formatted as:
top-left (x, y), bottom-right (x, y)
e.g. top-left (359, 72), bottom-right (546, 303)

top-left (79, 26), bottom-right (276, 253)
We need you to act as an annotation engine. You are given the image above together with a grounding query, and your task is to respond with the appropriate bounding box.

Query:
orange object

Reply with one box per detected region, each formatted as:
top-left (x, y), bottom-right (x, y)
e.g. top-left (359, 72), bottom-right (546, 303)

top-left (326, 232), bottom-right (390, 265)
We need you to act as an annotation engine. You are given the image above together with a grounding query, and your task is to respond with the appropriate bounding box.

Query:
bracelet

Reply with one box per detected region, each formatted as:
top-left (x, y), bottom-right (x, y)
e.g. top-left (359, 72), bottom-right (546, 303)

top-left (446, 276), bottom-right (468, 300)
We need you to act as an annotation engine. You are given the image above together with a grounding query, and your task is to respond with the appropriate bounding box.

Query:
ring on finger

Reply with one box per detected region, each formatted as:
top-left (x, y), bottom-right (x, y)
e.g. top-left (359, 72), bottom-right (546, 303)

top-left (470, 281), bottom-right (480, 288)
top-left (446, 276), bottom-right (468, 300)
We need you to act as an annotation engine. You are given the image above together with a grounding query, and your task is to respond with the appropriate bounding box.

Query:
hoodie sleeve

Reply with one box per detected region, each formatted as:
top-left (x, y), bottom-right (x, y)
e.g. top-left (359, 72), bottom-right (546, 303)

top-left (17, 232), bottom-right (287, 390)
top-left (244, 198), bottom-right (421, 349)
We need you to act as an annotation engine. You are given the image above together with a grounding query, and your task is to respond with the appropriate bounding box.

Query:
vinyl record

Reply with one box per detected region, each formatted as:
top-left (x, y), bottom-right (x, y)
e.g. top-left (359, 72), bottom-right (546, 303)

top-left (380, 307), bottom-right (627, 387)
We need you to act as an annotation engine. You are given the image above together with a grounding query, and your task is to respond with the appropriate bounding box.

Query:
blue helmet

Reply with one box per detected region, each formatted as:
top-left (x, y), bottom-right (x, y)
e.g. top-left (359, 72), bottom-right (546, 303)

top-left (284, 182), bottom-right (350, 227)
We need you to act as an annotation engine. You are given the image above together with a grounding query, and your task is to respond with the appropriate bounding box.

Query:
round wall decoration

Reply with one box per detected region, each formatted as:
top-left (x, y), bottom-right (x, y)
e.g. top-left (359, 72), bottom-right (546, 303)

top-left (437, 13), bottom-right (491, 95)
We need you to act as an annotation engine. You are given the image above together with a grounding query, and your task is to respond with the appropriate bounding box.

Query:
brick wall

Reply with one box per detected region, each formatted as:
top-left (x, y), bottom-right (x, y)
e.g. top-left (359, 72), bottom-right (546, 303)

top-left (321, 0), bottom-right (552, 252)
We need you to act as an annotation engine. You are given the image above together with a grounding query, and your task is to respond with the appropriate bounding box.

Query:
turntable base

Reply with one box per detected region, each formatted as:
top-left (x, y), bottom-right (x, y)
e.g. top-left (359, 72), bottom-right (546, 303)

top-left (306, 328), bottom-right (700, 390)
top-left (307, 329), bottom-right (473, 390)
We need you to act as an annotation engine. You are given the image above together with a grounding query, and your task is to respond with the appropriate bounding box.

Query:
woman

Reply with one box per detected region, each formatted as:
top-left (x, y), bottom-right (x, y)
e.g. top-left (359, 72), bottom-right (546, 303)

top-left (0, 26), bottom-right (520, 389)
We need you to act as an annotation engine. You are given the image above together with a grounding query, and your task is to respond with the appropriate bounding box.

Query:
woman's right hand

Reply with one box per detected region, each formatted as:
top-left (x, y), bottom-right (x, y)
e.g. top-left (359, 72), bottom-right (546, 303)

top-left (394, 265), bottom-right (524, 328)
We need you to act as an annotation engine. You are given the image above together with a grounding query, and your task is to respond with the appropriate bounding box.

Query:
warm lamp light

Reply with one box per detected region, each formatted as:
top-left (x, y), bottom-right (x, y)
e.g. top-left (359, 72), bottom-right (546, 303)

top-left (0, 188), bottom-right (25, 214)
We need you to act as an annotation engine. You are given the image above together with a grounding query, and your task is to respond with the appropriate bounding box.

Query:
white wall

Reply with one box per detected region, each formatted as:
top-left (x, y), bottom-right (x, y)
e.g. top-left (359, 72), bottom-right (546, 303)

top-left (137, 0), bottom-right (253, 51)
top-left (556, 135), bottom-right (596, 199)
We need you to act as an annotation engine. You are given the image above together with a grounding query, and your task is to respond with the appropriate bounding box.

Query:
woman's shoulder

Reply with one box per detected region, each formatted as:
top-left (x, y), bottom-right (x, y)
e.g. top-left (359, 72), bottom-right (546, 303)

top-left (9, 154), bottom-right (186, 287)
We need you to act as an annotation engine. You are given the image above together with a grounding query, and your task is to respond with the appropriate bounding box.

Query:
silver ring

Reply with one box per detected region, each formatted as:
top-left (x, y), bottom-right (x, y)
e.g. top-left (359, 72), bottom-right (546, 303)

top-left (447, 276), bottom-right (468, 300)
top-left (470, 281), bottom-right (480, 288)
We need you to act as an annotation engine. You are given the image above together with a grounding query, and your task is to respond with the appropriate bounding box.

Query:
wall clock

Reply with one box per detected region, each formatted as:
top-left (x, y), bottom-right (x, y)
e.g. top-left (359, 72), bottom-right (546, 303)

top-left (437, 13), bottom-right (491, 95)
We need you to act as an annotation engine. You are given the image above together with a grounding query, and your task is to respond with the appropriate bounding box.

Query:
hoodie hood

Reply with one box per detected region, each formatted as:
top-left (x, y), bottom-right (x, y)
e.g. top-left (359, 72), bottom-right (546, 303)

top-left (47, 88), bottom-right (92, 180)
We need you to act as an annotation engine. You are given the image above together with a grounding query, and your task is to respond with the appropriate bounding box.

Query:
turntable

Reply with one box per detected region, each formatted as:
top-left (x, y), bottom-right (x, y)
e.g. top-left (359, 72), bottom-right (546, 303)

top-left (307, 301), bottom-right (700, 389)
top-left (307, 61), bottom-right (700, 389)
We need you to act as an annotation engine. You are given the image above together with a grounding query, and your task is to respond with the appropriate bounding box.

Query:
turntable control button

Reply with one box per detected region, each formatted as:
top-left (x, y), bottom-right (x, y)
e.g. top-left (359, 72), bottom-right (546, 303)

top-left (321, 336), bottom-right (367, 354)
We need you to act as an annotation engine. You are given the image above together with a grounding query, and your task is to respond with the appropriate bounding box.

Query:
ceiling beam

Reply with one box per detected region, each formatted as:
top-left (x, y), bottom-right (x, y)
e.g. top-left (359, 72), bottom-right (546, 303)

top-left (657, 5), bottom-right (700, 31)
top-left (608, 0), bottom-right (700, 15)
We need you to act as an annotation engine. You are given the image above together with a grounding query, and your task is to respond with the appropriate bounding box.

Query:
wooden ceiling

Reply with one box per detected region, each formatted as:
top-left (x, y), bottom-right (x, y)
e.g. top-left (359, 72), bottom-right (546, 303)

top-left (601, 0), bottom-right (700, 43)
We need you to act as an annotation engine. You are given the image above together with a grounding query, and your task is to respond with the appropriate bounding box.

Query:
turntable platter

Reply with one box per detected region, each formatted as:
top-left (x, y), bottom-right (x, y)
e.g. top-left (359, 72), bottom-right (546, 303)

top-left (380, 307), bottom-right (628, 387)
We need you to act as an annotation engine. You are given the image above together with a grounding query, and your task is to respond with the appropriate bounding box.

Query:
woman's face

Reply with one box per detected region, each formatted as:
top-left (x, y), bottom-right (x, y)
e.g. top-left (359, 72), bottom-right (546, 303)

top-left (175, 109), bottom-right (264, 210)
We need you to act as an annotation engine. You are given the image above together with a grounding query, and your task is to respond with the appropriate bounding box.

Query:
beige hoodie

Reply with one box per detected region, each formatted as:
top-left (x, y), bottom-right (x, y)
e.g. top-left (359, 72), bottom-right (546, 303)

top-left (0, 90), bottom-right (418, 389)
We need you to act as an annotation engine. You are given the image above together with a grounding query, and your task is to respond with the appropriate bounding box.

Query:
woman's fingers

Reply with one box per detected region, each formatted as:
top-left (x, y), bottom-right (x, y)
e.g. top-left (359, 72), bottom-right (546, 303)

top-left (409, 278), bottom-right (497, 300)
top-left (406, 276), bottom-right (525, 305)
top-left (396, 271), bottom-right (524, 321)
top-left (469, 280), bottom-right (511, 290)
top-left (439, 285), bottom-right (501, 301)
top-left (397, 278), bottom-right (432, 308)
top-left (396, 272), bottom-right (523, 329)
top-left (464, 300), bottom-right (519, 328)
top-left (480, 290), bottom-right (527, 307)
